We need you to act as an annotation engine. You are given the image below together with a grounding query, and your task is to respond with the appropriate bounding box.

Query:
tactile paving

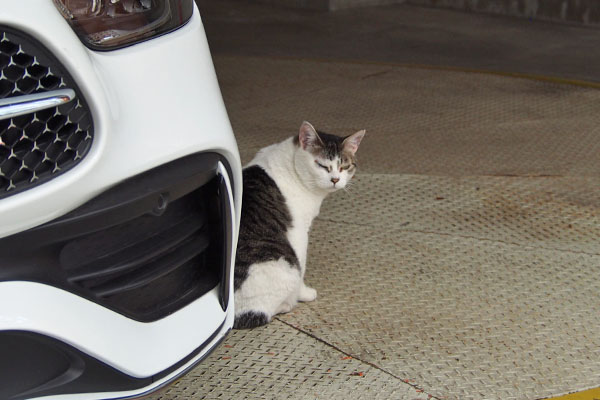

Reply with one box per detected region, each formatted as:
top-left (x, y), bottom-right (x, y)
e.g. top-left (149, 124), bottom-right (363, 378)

top-left (150, 55), bottom-right (600, 400)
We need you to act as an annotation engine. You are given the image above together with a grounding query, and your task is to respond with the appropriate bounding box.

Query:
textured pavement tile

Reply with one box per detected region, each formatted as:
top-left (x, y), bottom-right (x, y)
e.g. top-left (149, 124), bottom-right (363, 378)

top-left (149, 54), bottom-right (600, 400)
top-left (146, 320), bottom-right (431, 400)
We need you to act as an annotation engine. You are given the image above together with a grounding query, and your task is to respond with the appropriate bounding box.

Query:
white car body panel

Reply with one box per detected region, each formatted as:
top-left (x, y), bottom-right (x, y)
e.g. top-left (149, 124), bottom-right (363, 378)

top-left (0, 2), bottom-right (240, 399)
top-left (0, 1), bottom-right (242, 239)
top-left (0, 281), bottom-right (226, 378)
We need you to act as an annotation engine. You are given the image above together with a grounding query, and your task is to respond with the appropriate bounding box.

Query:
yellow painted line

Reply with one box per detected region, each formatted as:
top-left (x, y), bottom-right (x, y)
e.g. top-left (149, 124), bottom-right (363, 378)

top-left (544, 387), bottom-right (600, 400)
top-left (407, 63), bottom-right (600, 90)
top-left (257, 54), bottom-right (600, 90)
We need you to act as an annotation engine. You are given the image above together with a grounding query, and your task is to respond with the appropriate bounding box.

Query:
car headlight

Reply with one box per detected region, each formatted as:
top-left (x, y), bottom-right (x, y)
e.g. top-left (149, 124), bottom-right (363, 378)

top-left (53, 0), bottom-right (194, 50)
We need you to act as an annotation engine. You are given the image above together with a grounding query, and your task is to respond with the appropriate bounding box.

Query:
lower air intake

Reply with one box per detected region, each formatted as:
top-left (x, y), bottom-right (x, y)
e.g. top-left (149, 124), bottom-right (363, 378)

top-left (0, 153), bottom-right (234, 322)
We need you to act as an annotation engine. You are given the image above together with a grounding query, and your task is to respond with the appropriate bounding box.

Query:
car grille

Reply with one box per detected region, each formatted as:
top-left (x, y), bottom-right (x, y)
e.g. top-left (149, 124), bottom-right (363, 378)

top-left (0, 27), bottom-right (93, 199)
top-left (0, 153), bottom-right (234, 322)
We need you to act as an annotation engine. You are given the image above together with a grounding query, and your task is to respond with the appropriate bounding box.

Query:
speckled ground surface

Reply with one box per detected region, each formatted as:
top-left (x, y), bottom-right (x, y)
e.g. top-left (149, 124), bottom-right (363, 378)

top-left (147, 3), bottom-right (600, 399)
top-left (146, 54), bottom-right (600, 400)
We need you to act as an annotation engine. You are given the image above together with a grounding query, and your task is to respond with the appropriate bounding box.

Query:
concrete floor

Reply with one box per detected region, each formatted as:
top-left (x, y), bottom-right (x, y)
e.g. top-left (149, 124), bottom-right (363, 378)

top-left (148, 2), bottom-right (600, 399)
top-left (198, 0), bottom-right (600, 83)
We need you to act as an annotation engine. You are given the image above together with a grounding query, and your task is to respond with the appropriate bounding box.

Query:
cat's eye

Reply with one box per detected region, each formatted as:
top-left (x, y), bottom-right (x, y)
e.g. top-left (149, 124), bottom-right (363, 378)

top-left (315, 161), bottom-right (331, 172)
top-left (339, 163), bottom-right (356, 172)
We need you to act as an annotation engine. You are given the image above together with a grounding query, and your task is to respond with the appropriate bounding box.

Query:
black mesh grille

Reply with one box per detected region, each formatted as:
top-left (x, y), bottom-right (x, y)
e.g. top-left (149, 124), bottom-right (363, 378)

top-left (0, 27), bottom-right (93, 199)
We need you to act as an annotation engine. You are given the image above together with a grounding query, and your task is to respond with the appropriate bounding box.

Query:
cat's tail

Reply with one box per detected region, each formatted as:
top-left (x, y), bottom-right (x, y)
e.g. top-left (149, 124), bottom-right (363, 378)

top-left (234, 311), bottom-right (270, 329)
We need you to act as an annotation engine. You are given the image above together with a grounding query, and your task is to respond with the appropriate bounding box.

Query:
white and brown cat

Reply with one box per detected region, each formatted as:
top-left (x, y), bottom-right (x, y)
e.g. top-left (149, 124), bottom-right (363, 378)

top-left (234, 121), bottom-right (365, 329)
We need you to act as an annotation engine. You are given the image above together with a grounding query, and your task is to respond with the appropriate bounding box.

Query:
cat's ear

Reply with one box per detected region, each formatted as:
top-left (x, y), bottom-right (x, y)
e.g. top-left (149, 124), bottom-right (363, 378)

top-left (298, 121), bottom-right (323, 151)
top-left (342, 130), bottom-right (366, 155)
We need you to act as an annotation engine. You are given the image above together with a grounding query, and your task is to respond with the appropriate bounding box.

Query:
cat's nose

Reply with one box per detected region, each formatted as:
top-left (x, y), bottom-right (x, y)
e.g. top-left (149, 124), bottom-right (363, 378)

top-left (331, 177), bottom-right (340, 185)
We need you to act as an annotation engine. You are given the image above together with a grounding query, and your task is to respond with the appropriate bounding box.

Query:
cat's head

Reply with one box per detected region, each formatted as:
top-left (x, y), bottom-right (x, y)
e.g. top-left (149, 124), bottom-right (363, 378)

top-left (293, 121), bottom-right (365, 193)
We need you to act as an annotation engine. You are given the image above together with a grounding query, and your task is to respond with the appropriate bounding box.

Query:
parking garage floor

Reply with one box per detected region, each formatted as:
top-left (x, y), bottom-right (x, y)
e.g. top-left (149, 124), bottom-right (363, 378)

top-left (148, 2), bottom-right (600, 399)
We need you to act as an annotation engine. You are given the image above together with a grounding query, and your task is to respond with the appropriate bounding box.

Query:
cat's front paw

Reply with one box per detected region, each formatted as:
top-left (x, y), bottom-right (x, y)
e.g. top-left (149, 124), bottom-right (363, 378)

top-left (299, 285), bottom-right (317, 302)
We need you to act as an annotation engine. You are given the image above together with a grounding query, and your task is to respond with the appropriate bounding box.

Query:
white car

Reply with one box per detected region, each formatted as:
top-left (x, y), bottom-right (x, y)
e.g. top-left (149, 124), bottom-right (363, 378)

top-left (0, 1), bottom-right (241, 399)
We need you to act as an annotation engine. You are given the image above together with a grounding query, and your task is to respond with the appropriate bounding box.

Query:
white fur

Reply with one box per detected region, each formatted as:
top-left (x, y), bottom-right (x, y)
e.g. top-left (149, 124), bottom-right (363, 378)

top-left (235, 122), bottom-right (364, 324)
top-left (236, 258), bottom-right (302, 316)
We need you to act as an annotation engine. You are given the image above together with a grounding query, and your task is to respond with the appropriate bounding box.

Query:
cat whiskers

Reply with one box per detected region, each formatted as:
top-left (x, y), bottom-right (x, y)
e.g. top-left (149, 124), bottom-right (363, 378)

top-left (341, 181), bottom-right (355, 196)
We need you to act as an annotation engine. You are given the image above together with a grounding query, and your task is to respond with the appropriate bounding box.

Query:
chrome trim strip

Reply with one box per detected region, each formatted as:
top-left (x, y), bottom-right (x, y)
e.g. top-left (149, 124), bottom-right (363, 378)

top-left (0, 89), bottom-right (76, 121)
top-left (217, 161), bottom-right (236, 311)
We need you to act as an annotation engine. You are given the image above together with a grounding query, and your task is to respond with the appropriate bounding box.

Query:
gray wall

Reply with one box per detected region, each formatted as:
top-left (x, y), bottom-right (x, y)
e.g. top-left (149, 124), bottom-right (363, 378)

top-left (258, 0), bottom-right (600, 26)
top-left (256, 0), bottom-right (404, 10)
top-left (407, 0), bottom-right (600, 25)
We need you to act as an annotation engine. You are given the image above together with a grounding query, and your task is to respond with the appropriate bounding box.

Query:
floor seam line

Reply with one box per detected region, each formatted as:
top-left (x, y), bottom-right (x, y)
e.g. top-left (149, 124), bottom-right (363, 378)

top-left (315, 217), bottom-right (600, 257)
top-left (273, 317), bottom-right (441, 400)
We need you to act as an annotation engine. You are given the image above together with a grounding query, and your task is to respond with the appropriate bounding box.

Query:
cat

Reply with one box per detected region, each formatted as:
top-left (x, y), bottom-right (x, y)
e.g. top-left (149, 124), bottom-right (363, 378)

top-left (233, 121), bottom-right (365, 329)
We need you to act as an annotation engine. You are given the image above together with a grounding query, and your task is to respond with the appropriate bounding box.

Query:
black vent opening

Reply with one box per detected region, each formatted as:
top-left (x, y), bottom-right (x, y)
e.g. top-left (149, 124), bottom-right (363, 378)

top-left (0, 153), bottom-right (233, 322)
top-left (0, 325), bottom-right (226, 400)
top-left (61, 178), bottom-right (224, 320)
top-left (0, 27), bottom-right (93, 198)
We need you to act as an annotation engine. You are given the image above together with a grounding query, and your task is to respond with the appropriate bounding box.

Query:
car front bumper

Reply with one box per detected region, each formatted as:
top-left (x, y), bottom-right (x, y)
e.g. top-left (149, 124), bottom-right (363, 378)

top-left (0, 2), bottom-right (240, 399)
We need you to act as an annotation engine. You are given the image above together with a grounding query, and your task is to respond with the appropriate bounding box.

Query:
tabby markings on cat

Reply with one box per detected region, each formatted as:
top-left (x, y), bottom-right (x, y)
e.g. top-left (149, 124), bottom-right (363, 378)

top-left (234, 121), bottom-right (365, 329)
